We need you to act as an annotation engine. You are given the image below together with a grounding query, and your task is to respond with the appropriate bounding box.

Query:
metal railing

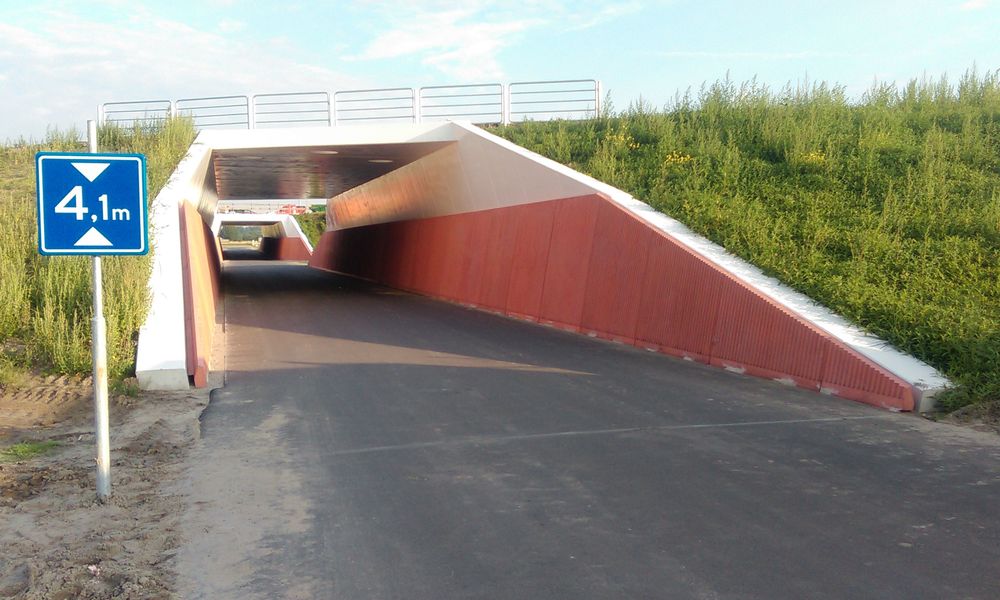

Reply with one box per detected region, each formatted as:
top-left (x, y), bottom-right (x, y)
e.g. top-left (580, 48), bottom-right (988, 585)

top-left (253, 91), bottom-right (332, 128)
top-left (418, 83), bottom-right (504, 123)
top-left (99, 99), bottom-right (172, 127)
top-left (100, 79), bottom-right (602, 130)
top-left (175, 95), bottom-right (251, 129)
top-left (509, 79), bottom-right (601, 122)
top-left (333, 87), bottom-right (416, 125)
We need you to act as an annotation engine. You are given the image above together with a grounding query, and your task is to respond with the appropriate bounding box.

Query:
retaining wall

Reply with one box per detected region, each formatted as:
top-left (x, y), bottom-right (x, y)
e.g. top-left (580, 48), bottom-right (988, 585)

top-left (179, 200), bottom-right (222, 387)
top-left (258, 236), bottom-right (313, 261)
top-left (310, 193), bottom-right (918, 411)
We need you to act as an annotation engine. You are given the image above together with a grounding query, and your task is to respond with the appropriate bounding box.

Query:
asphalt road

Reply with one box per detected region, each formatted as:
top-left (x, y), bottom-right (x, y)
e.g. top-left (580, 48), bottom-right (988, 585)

top-left (176, 260), bottom-right (1000, 599)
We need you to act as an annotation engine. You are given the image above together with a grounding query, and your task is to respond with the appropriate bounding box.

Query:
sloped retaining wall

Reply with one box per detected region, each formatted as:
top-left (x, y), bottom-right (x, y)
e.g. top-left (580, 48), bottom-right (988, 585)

top-left (311, 193), bottom-right (918, 411)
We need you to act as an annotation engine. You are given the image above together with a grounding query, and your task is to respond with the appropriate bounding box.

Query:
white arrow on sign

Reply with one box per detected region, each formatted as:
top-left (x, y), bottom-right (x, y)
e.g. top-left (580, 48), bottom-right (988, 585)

top-left (74, 227), bottom-right (113, 247)
top-left (71, 162), bottom-right (110, 182)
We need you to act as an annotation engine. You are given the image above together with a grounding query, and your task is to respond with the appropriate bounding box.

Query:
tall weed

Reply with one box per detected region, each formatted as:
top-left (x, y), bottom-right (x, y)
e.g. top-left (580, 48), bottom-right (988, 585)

top-left (0, 118), bottom-right (196, 378)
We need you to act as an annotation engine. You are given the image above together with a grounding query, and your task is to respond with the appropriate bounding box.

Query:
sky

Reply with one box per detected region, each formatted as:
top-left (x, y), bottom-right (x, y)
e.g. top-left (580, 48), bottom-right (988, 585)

top-left (0, 0), bottom-right (998, 141)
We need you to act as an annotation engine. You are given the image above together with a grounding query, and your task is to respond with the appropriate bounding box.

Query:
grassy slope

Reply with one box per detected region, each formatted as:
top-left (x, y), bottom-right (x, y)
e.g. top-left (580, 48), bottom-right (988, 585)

top-left (0, 119), bottom-right (196, 380)
top-left (492, 71), bottom-right (1000, 409)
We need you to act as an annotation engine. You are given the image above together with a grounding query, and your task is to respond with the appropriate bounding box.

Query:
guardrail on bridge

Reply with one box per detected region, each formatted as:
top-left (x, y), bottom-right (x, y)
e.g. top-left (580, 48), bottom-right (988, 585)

top-left (100, 79), bottom-right (602, 130)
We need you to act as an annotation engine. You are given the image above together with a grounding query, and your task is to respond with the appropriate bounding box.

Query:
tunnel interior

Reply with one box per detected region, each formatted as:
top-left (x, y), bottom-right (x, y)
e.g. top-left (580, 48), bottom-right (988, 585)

top-left (206, 141), bottom-right (455, 262)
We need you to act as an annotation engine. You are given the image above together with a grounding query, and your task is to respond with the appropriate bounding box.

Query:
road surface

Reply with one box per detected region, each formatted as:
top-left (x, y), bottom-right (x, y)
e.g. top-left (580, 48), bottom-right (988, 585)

top-left (175, 260), bottom-right (1000, 599)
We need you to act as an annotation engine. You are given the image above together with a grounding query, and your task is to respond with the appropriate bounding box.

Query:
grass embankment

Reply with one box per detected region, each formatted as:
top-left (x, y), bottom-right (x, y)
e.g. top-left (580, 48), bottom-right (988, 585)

top-left (492, 71), bottom-right (1000, 410)
top-left (0, 119), bottom-right (196, 382)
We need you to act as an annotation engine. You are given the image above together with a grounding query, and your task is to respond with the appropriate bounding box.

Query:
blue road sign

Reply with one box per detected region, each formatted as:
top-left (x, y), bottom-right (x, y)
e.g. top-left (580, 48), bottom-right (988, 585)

top-left (35, 152), bottom-right (148, 256)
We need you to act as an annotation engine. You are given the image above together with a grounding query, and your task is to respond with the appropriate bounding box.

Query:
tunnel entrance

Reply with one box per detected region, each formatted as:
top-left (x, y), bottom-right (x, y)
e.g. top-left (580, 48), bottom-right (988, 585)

top-left (137, 122), bottom-right (945, 411)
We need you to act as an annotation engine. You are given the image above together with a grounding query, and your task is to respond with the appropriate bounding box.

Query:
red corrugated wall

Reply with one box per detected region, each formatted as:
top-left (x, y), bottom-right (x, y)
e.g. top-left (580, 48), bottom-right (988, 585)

top-left (259, 236), bottom-right (313, 261)
top-left (179, 201), bottom-right (222, 388)
top-left (308, 194), bottom-right (917, 411)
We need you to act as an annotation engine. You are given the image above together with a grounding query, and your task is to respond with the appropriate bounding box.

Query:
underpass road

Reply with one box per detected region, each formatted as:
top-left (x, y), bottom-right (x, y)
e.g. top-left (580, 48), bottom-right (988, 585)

top-left (175, 261), bottom-right (1000, 599)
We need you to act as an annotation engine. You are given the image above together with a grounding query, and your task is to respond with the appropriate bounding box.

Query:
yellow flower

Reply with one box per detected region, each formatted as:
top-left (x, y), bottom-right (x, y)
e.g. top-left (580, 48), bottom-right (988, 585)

top-left (664, 151), bottom-right (693, 166)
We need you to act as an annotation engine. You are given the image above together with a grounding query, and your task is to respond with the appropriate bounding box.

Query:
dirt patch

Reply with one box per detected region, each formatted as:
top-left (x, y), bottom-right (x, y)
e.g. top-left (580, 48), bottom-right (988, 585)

top-left (0, 374), bottom-right (208, 599)
top-left (940, 399), bottom-right (1000, 435)
top-left (0, 374), bottom-right (94, 435)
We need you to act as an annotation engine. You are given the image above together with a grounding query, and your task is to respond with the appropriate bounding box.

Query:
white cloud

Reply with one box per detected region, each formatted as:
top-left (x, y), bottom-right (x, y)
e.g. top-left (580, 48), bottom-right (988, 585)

top-left (566, 1), bottom-right (644, 30)
top-left (351, 8), bottom-right (539, 80)
top-left (348, 1), bottom-right (642, 80)
top-left (218, 19), bottom-right (246, 33)
top-left (657, 50), bottom-right (861, 60)
top-left (0, 9), bottom-right (365, 140)
top-left (959, 0), bottom-right (989, 10)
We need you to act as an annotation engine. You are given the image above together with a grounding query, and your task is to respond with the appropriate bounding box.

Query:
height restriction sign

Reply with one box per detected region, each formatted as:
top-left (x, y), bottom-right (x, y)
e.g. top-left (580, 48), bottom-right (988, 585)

top-left (35, 152), bottom-right (148, 256)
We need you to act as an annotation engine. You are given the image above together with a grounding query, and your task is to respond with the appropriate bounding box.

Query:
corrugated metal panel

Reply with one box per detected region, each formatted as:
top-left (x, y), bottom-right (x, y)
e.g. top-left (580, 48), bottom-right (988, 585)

top-left (334, 229), bottom-right (359, 273)
top-left (439, 215), bottom-right (464, 299)
top-left (396, 220), bottom-right (421, 292)
top-left (381, 221), bottom-right (407, 287)
top-left (357, 223), bottom-right (383, 280)
top-left (272, 237), bottom-right (312, 260)
top-left (538, 195), bottom-right (600, 331)
top-left (505, 202), bottom-right (555, 321)
top-left (415, 217), bottom-right (447, 296)
top-left (307, 231), bottom-right (334, 270)
top-left (634, 235), bottom-right (722, 363)
top-left (307, 194), bottom-right (921, 411)
top-left (476, 209), bottom-right (516, 312)
top-left (821, 343), bottom-right (913, 410)
top-left (710, 279), bottom-right (827, 390)
top-left (456, 210), bottom-right (493, 305)
top-left (580, 201), bottom-right (652, 343)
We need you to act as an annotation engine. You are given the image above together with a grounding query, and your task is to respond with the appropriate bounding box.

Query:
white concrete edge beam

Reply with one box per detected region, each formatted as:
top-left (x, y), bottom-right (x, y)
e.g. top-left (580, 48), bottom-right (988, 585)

top-left (135, 141), bottom-right (213, 390)
top-left (197, 122), bottom-right (460, 150)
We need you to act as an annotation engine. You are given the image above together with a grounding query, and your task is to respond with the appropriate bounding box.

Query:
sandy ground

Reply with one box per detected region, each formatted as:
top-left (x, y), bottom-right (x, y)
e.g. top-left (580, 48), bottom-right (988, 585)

top-left (0, 375), bottom-right (209, 599)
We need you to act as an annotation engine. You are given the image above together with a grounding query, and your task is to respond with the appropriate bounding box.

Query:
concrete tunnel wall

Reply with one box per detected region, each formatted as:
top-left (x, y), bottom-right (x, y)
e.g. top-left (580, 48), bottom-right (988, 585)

top-left (309, 122), bottom-right (948, 412)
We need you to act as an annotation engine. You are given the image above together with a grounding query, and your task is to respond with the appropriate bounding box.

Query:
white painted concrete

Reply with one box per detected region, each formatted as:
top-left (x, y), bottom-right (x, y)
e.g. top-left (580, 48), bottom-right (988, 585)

top-left (195, 122), bottom-right (459, 150)
top-left (135, 139), bottom-right (214, 389)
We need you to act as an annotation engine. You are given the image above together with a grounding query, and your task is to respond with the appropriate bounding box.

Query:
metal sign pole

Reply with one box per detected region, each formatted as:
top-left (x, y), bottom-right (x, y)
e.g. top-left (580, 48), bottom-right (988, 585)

top-left (87, 119), bottom-right (111, 502)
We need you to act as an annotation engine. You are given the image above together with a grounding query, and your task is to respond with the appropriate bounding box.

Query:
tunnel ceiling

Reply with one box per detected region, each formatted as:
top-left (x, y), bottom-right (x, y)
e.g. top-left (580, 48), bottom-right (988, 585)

top-left (212, 142), bottom-right (452, 200)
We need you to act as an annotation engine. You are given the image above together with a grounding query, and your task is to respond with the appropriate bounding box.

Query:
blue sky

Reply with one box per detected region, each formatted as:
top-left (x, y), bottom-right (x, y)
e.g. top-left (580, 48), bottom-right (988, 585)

top-left (1, 0), bottom-right (998, 140)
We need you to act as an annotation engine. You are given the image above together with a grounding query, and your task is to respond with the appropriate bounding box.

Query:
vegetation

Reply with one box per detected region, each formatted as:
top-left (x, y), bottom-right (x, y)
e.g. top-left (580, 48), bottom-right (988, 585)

top-left (294, 211), bottom-right (326, 248)
top-left (0, 119), bottom-right (196, 380)
top-left (0, 356), bottom-right (27, 390)
top-left (0, 440), bottom-right (60, 462)
top-left (492, 69), bottom-right (1000, 410)
top-left (219, 225), bottom-right (263, 242)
